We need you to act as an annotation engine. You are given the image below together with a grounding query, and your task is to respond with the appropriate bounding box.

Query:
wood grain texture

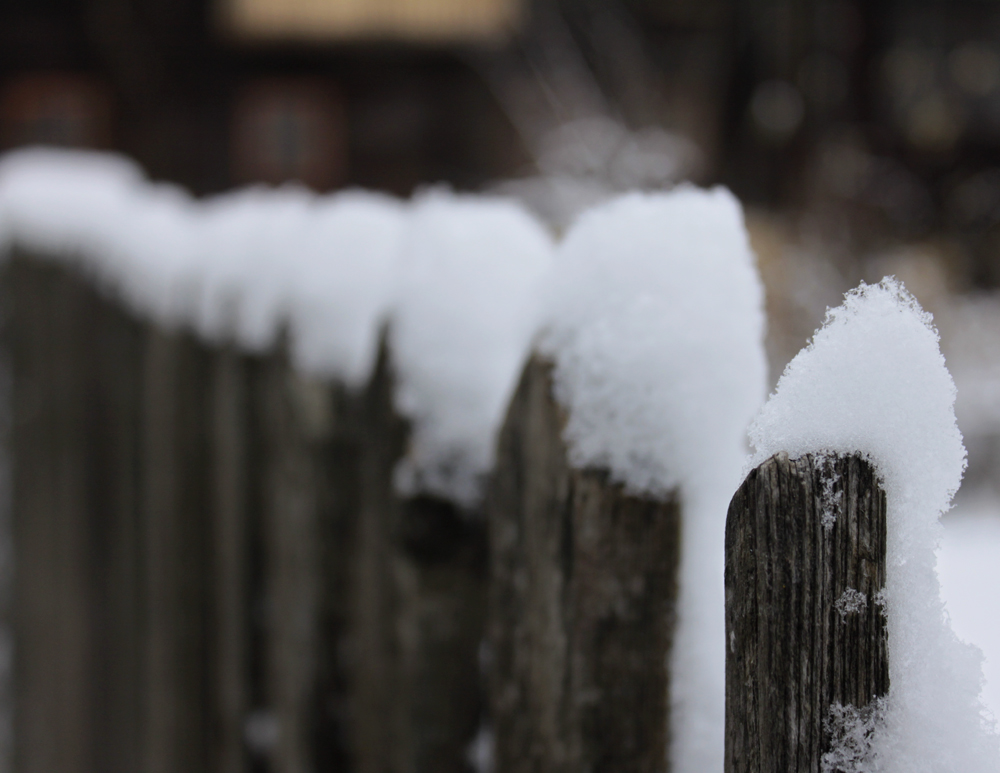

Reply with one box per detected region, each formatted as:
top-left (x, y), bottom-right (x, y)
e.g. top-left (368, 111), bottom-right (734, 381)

top-left (258, 348), bottom-right (321, 773)
top-left (725, 452), bottom-right (888, 773)
top-left (488, 356), bottom-right (680, 773)
top-left (4, 257), bottom-right (487, 773)
top-left (6, 259), bottom-right (246, 773)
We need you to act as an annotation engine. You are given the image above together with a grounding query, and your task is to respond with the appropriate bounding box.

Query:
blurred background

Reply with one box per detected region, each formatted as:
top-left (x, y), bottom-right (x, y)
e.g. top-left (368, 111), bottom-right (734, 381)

top-left (6, 0), bottom-right (1000, 365)
top-left (3, 0), bottom-right (1000, 738)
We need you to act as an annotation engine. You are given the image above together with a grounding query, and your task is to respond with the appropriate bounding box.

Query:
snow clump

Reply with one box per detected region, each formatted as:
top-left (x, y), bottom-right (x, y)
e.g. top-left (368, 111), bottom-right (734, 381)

top-left (194, 185), bottom-right (406, 387)
top-left (539, 188), bottom-right (768, 773)
top-left (391, 189), bottom-right (554, 508)
top-left (0, 148), bottom-right (200, 325)
top-left (749, 278), bottom-right (1000, 772)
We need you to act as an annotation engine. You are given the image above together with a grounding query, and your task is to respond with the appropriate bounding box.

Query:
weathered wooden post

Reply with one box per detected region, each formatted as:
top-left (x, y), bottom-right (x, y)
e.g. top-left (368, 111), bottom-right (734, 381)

top-left (253, 341), bottom-right (359, 773)
top-left (488, 356), bottom-right (681, 772)
top-left (725, 452), bottom-right (889, 773)
top-left (256, 348), bottom-right (322, 773)
top-left (6, 255), bottom-right (146, 773)
top-left (209, 346), bottom-right (251, 773)
top-left (350, 339), bottom-right (487, 773)
top-left (6, 257), bottom-right (261, 773)
top-left (139, 325), bottom-right (213, 773)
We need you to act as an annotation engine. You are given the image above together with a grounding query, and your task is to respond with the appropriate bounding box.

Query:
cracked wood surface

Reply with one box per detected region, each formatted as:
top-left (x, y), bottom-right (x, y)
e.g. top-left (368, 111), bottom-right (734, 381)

top-left (488, 356), bottom-right (681, 773)
top-left (725, 452), bottom-right (889, 773)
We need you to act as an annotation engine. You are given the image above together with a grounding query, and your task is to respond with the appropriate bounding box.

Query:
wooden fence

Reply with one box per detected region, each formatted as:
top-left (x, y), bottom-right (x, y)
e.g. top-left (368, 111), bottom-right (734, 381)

top-left (2, 255), bottom-right (889, 773)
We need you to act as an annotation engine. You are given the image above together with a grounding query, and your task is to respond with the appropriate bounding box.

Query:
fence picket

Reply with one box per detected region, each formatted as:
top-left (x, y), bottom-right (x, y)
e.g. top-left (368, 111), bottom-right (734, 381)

top-left (350, 339), bottom-right (487, 773)
top-left (725, 452), bottom-right (889, 773)
top-left (488, 356), bottom-right (681, 772)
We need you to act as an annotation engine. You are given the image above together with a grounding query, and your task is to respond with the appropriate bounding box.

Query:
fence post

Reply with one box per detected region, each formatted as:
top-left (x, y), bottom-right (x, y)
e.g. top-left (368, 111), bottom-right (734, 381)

top-left (256, 347), bottom-right (322, 773)
top-left (350, 338), bottom-right (486, 773)
top-left (140, 326), bottom-right (213, 773)
top-left (255, 340), bottom-right (363, 773)
top-left (4, 257), bottom-right (368, 773)
top-left (209, 347), bottom-right (251, 773)
top-left (725, 451), bottom-right (889, 773)
top-left (6, 255), bottom-right (146, 773)
top-left (488, 355), bottom-right (681, 772)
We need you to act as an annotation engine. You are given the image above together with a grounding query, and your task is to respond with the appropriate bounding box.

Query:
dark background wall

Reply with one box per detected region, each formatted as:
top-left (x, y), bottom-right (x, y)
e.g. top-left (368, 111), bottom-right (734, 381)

top-left (5, 0), bottom-right (1000, 284)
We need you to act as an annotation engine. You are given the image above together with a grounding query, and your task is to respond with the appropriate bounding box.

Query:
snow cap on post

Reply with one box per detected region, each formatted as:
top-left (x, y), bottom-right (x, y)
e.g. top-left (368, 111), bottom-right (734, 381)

top-left (195, 186), bottom-right (405, 386)
top-left (539, 187), bottom-right (766, 499)
top-left (0, 147), bottom-right (200, 326)
top-left (389, 188), bottom-right (554, 509)
top-left (539, 187), bottom-right (768, 773)
top-left (750, 278), bottom-right (1000, 772)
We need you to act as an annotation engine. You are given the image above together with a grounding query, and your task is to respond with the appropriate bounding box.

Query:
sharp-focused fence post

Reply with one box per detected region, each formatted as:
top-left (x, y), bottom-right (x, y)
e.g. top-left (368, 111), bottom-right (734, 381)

top-left (725, 452), bottom-right (889, 773)
top-left (350, 339), bottom-right (486, 773)
top-left (488, 356), bottom-right (681, 772)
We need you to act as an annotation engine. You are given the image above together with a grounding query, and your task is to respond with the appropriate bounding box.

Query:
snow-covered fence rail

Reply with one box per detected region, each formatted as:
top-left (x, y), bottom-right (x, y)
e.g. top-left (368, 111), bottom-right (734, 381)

top-left (0, 148), bottom-right (554, 773)
top-left (724, 452), bottom-right (889, 773)
top-left (488, 356), bottom-right (681, 771)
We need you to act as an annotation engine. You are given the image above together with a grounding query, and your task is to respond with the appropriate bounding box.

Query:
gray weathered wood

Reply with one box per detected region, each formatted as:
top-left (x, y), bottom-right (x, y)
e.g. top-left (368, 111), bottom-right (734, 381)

top-left (6, 255), bottom-right (145, 773)
top-left (258, 347), bottom-right (325, 773)
top-left (725, 452), bottom-right (889, 773)
top-left (5, 255), bottom-right (494, 773)
top-left (140, 326), bottom-right (212, 773)
top-left (311, 381), bottom-right (361, 773)
top-left (251, 339), bottom-right (361, 773)
top-left (488, 355), bottom-right (681, 773)
top-left (210, 348), bottom-right (250, 773)
top-left (350, 338), bottom-right (487, 773)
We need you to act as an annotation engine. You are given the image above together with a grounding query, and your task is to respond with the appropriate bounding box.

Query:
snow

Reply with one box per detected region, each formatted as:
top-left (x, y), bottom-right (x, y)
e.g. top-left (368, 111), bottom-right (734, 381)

top-left (0, 148), bottom-right (408, 388)
top-left (0, 148), bottom-right (552, 506)
top-left (938, 494), bottom-right (1000, 727)
top-left (834, 588), bottom-right (869, 621)
top-left (0, 148), bottom-right (200, 325)
top-left (390, 188), bottom-right (554, 508)
top-left (194, 186), bottom-right (406, 387)
top-left (538, 188), bottom-right (767, 773)
top-left (749, 278), bottom-right (1000, 772)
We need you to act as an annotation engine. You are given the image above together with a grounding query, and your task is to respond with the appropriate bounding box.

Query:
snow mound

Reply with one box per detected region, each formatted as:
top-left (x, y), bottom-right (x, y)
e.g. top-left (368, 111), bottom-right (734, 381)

top-left (750, 278), bottom-right (999, 773)
top-left (195, 186), bottom-right (405, 387)
top-left (0, 147), bottom-right (200, 325)
top-left (539, 187), bottom-right (768, 773)
top-left (391, 188), bottom-right (554, 508)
